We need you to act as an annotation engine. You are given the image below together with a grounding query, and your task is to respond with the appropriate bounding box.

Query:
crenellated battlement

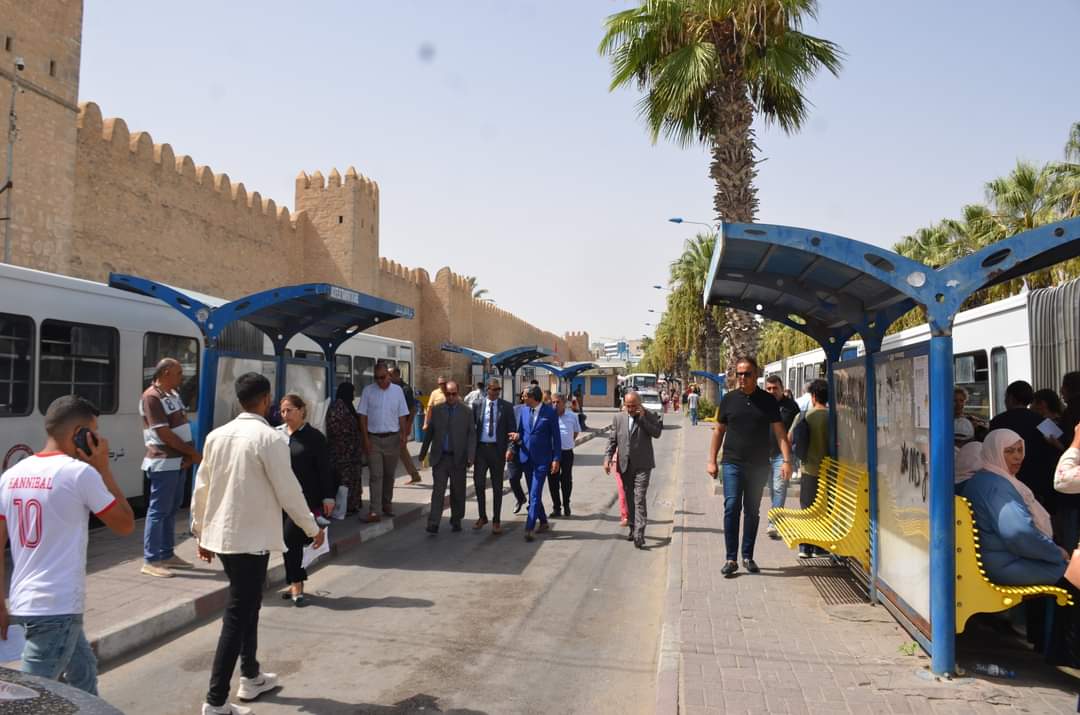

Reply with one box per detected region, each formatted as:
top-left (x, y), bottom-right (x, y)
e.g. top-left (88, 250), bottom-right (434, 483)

top-left (78, 102), bottom-right (299, 232)
top-left (377, 257), bottom-right (428, 287)
top-left (296, 166), bottom-right (379, 197)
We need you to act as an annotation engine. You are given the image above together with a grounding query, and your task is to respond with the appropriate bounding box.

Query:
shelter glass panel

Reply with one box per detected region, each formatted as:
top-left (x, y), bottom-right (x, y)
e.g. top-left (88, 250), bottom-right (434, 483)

top-left (38, 320), bottom-right (118, 414)
top-left (286, 362), bottom-right (329, 433)
top-left (353, 356), bottom-right (375, 389)
top-left (214, 357), bottom-right (276, 431)
top-left (875, 346), bottom-right (931, 632)
top-left (833, 360), bottom-right (868, 466)
top-left (0, 313), bottom-right (33, 417)
top-left (142, 332), bottom-right (199, 412)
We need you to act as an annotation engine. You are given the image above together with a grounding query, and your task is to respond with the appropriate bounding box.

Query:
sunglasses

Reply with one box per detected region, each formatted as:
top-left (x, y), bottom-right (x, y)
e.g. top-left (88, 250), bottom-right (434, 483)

top-left (376, 374), bottom-right (390, 381)
top-left (488, 387), bottom-right (502, 391)
top-left (735, 371), bottom-right (754, 378)
top-left (445, 391), bottom-right (459, 396)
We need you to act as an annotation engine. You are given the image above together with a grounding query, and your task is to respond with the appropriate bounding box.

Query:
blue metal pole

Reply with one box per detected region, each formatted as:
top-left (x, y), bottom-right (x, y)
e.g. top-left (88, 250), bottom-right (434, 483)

top-left (928, 334), bottom-right (956, 675)
top-left (864, 352), bottom-right (879, 603)
top-left (194, 347), bottom-right (219, 454)
top-left (826, 359), bottom-right (838, 459)
top-left (275, 354), bottom-right (288, 406)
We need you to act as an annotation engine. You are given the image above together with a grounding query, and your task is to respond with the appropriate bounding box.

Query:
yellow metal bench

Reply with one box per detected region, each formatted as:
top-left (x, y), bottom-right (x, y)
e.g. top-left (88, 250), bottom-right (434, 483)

top-left (954, 495), bottom-right (1073, 633)
top-left (767, 457), bottom-right (871, 572)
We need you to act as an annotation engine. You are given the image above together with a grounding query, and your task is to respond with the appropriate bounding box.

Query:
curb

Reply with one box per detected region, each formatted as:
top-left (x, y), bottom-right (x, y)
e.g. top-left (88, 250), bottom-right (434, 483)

top-left (93, 426), bottom-right (614, 665)
top-left (655, 429), bottom-right (686, 715)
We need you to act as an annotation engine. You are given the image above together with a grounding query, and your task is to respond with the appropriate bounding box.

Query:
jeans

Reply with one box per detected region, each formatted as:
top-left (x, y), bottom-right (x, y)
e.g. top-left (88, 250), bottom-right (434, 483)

top-left (549, 449), bottom-right (574, 512)
top-left (721, 461), bottom-right (769, 561)
top-left (767, 455), bottom-right (788, 527)
top-left (689, 407), bottom-right (698, 426)
top-left (207, 552), bottom-right (269, 707)
top-left (144, 468), bottom-right (184, 563)
top-left (14, 614), bottom-right (97, 695)
top-left (524, 461), bottom-right (549, 531)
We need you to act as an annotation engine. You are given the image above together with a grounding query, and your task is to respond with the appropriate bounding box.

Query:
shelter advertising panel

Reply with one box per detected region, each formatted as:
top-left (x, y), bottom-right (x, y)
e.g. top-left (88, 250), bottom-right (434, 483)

top-left (833, 359), bottom-right (868, 465)
top-left (286, 361), bottom-right (330, 433)
top-left (875, 344), bottom-right (931, 633)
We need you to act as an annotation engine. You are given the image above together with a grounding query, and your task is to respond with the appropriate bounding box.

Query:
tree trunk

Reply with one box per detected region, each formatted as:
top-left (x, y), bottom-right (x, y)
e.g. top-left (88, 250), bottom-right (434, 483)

top-left (702, 307), bottom-right (722, 402)
top-left (710, 72), bottom-right (762, 383)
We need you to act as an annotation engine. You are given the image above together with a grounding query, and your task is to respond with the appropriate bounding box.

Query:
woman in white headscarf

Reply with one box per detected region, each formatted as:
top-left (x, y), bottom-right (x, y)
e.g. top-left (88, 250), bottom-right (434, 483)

top-left (958, 429), bottom-right (1068, 586)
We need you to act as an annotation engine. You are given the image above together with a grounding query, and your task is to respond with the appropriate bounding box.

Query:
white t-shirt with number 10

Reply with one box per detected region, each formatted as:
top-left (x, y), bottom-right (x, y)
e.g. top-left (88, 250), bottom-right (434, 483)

top-left (0, 453), bottom-right (117, 616)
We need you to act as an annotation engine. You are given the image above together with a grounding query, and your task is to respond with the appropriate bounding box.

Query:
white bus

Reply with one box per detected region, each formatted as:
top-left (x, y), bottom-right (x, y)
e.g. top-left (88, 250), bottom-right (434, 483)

top-left (622, 373), bottom-right (659, 393)
top-left (763, 282), bottom-right (1078, 422)
top-left (0, 263), bottom-right (415, 508)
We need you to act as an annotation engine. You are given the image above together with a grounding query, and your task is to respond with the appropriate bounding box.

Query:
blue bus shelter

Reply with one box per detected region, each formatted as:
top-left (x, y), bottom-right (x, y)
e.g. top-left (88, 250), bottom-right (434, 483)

top-left (690, 370), bottom-right (725, 397)
top-left (109, 274), bottom-right (414, 451)
top-left (528, 361), bottom-right (598, 396)
top-left (441, 343), bottom-right (555, 401)
top-left (703, 217), bottom-right (1080, 675)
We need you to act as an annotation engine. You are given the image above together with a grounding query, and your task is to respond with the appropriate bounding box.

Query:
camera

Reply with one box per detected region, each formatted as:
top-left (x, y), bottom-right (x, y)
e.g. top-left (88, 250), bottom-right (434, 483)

top-left (14, 57), bottom-right (25, 72)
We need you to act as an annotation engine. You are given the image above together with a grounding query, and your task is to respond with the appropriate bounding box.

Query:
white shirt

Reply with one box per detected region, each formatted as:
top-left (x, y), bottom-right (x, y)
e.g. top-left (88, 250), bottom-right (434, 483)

top-left (192, 413), bottom-right (319, 554)
top-left (557, 411), bottom-right (579, 451)
top-left (687, 393), bottom-right (700, 409)
top-left (796, 393), bottom-right (812, 414)
top-left (358, 382), bottom-right (410, 434)
top-left (0, 453), bottom-right (116, 616)
top-left (480, 399), bottom-right (501, 443)
top-left (464, 389), bottom-right (483, 408)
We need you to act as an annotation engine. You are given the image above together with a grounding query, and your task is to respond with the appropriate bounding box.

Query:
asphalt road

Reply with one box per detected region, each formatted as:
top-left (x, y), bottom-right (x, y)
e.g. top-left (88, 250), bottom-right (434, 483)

top-left (98, 416), bottom-right (686, 715)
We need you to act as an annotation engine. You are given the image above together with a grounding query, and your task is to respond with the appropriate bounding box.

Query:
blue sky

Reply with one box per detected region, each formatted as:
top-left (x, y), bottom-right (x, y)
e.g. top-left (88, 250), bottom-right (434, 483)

top-left (80, 1), bottom-right (1080, 345)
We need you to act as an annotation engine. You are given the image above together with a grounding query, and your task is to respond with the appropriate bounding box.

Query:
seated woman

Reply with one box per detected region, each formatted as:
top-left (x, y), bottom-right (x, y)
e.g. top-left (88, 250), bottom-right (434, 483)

top-left (959, 429), bottom-right (1068, 586)
top-left (1053, 428), bottom-right (1080, 495)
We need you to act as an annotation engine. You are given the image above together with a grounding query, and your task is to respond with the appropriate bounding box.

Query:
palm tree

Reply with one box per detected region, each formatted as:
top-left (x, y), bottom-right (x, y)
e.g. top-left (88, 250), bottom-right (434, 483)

top-left (600, 0), bottom-right (843, 380)
top-left (463, 276), bottom-right (489, 300)
top-left (669, 232), bottom-right (724, 398)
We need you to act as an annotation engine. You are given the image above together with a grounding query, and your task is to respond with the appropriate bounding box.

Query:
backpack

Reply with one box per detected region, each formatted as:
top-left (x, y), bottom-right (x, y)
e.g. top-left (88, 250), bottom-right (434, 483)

top-left (790, 412), bottom-right (810, 462)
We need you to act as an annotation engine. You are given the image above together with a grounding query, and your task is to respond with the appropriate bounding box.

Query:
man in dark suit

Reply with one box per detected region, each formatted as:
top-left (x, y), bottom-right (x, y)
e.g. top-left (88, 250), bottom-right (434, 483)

top-left (419, 381), bottom-right (476, 534)
top-left (509, 385), bottom-right (561, 542)
top-left (472, 378), bottom-right (515, 534)
top-left (604, 390), bottom-right (662, 548)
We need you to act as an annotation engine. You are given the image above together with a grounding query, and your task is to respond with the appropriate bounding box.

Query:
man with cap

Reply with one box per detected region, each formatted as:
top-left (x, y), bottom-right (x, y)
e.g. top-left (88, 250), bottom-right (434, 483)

top-left (472, 378), bottom-right (516, 533)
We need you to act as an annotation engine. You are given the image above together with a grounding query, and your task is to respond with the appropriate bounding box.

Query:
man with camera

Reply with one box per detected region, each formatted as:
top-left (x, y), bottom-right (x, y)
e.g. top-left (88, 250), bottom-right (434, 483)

top-left (0, 395), bottom-right (135, 695)
top-left (192, 373), bottom-right (325, 715)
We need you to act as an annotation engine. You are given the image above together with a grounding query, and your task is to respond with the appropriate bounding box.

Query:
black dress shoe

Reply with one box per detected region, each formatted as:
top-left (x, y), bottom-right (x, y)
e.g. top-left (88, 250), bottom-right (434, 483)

top-left (626, 531), bottom-right (635, 541)
top-left (720, 560), bottom-right (739, 576)
top-left (564, 506), bottom-right (571, 516)
top-left (514, 501), bottom-right (525, 515)
top-left (634, 536), bottom-right (645, 549)
top-left (551, 508), bottom-right (563, 517)
top-left (743, 558), bottom-right (760, 573)
top-left (425, 524), bottom-right (438, 535)
top-left (451, 522), bottom-right (462, 532)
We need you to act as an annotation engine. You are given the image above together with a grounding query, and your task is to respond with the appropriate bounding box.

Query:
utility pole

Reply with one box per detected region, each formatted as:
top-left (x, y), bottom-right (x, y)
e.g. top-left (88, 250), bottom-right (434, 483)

top-left (2, 57), bottom-right (24, 265)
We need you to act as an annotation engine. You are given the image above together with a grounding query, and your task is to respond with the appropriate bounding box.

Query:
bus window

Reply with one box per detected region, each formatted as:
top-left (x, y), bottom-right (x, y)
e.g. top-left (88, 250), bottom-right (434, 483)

top-left (294, 350), bottom-right (324, 361)
top-left (143, 332), bottom-right (200, 412)
top-left (39, 320), bottom-right (119, 414)
top-left (334, 354), bottom-right (352, 387)
top-left (0, 313), bottom-right (34, 416)
top-left (398, 361), bottom-right (411, 385)
top-left (787, 367), bottom-right (796, 388)
top-left (353, 356), bottom-right (375, 389)
top-left (990, 347), bottom-right (1008, 418)
top-left (955, 350), bottom-right (990, 422)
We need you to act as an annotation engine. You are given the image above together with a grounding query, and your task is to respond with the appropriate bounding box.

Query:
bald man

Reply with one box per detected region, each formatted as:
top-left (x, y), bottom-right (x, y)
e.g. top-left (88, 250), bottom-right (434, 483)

top-left (140, 358), bottom-right (201, 578)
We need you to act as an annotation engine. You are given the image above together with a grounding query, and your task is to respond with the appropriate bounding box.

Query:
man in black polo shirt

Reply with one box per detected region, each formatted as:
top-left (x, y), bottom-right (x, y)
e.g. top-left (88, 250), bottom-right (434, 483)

top-left (706, 357), bottom-right (793, 576)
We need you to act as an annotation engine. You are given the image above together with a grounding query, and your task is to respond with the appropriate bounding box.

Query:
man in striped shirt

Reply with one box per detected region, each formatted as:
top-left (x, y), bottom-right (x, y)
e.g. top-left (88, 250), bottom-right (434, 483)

top-left (139, 358), bottom-right (201, 578)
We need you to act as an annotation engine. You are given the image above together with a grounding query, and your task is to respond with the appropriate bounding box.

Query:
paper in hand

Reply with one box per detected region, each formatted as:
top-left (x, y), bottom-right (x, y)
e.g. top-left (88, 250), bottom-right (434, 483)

top-left (1038, 418), bottom-right (1064, 440)
top-left (302, 527), bottom-right (330, 569)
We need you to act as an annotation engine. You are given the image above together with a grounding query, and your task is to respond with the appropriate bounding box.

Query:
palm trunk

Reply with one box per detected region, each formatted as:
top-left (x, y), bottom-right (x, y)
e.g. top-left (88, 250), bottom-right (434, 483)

top-left (702, 307), bottom-right (722, 402)
top-left (710, 72), bottom-right (761, 382)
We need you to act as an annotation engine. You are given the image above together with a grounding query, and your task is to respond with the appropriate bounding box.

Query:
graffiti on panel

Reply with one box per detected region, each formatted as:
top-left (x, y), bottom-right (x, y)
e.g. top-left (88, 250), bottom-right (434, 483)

top-left (833, 364), bottom-right (867, 464)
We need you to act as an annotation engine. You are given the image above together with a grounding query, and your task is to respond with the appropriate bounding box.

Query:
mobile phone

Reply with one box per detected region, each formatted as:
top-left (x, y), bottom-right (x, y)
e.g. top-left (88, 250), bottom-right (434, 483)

top-left (74, 427), bottom-right (98, 456)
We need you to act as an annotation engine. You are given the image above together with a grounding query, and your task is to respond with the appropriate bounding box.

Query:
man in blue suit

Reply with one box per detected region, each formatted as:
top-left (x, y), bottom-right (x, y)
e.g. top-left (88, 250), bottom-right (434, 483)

top-left (508, 385), bottom-right (561, 542)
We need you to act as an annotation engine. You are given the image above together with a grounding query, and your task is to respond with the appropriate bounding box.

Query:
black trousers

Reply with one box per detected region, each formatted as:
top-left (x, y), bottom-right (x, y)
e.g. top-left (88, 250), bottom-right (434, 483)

top-left (549, 449), bottom-right (574, 511)
top-left (207, 552), bottom-right (269, 707)
top-left (508, 457), bottom-right (529, 505)
top-left (283, 515), bottom-right (313, 585)
top-left (475, 443), bottom-right (507, 523)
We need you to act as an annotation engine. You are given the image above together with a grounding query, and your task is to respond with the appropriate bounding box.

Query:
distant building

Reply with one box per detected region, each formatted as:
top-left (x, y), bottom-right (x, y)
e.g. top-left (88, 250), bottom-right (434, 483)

top-left (603, 341), bottom-right (630, 361)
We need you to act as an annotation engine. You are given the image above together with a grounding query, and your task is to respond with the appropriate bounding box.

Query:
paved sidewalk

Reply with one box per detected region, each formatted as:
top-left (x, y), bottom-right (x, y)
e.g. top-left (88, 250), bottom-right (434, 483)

top-left (47, 426), bottom-right (613, 667)
top-left (659, 415), bottom-right (1080, 715)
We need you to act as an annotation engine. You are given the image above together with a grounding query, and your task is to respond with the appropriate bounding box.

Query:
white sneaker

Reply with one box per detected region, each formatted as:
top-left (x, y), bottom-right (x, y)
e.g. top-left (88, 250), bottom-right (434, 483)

top-left (765, 525), bottom-right (778, 538)
top-left (237, 672), bottom-right (278, 701)
top-left (202, 703), bottom-right (253, 715)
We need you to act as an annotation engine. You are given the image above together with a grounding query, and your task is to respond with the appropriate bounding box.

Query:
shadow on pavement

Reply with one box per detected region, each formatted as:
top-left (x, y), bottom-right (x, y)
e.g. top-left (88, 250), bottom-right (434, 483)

top-left (287, 595), bottom-right (436, 612)
top-left (262, 692), bottom-right (489, 714)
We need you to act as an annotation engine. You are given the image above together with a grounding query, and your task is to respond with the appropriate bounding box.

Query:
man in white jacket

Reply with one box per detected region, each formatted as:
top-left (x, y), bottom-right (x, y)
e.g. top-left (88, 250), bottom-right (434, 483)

top-left (192, 372), bottom-right (325, 715)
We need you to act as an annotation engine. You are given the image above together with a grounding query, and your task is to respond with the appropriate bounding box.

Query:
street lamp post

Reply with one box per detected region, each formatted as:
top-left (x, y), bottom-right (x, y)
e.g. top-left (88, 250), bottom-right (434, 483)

top-left (2, 57), bottom-right (25, 265)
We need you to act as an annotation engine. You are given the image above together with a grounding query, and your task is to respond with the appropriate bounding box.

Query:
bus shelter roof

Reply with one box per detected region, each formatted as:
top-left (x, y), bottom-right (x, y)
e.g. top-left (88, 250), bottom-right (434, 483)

top-left (527, 362), bottom-right (597, 379)
top-left (492, 345), bottom-right (556, 374)
top-left (440, 343), bottom-right (494, 364)
top-left (690, 370), bottom-right (726, 387)
top-left (703, 218), bottom-right (1080, 349)
top-left (108, 273), bottom-right (414, 353)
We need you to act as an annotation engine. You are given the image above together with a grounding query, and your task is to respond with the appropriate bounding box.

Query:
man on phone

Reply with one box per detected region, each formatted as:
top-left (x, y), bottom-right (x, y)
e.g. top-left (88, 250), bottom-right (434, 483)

top-left (604, 391), bottom-right (662, 548)
top-left (0, 395), bottom-right (135, 695)
top-left (192, 373), bottom-right (325, 714)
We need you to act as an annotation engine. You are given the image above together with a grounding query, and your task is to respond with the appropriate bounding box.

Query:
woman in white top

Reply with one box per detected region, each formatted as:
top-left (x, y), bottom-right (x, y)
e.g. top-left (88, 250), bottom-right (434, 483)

top-left (1053, 429), bottom-right (1080, 495)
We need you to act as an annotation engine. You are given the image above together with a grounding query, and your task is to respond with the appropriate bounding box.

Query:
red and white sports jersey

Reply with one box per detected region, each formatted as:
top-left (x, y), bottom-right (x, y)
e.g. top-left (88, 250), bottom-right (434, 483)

top-left (0, 453), bottom-right (116, 616)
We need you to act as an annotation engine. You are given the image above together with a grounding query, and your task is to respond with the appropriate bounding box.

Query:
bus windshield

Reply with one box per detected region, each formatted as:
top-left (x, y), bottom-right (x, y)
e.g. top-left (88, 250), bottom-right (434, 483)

top-left (624, 373), bottom-right (658, 392)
